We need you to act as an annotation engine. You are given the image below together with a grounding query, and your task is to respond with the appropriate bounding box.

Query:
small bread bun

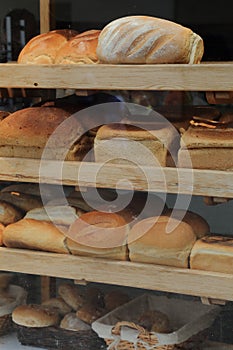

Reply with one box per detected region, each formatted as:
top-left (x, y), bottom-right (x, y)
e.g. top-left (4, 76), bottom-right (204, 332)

top-left (60, 312), bottom-right (91, 331)
top-left (76, 303), bottom-right (106, 324)
top-left (18, 29), bottom-right (78, 64)
top-left (55, 30), bottom-right (101, 64)
top-left (0, 200), bottom-right (24, 225)
top-left (104, 290), bottom-right (130, 312)
top-left (12, 304), bottom-right (60, 327)
top-left (42, 297), bottom-right (72, 316)
top-left (58, 283), bottom-right (84, 310)
top-left (138, 310), bottom-right (171, 333)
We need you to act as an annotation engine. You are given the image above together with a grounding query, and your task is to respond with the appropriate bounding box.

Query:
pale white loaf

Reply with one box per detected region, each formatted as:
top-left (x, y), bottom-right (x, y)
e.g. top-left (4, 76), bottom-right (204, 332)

top-left (97, 15), bottom-right (204, 64)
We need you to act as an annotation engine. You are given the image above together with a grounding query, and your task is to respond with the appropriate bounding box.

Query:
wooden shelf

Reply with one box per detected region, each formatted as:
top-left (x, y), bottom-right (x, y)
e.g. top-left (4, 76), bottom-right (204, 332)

top-left (0, 62), bottom-right (233, 90)
top-left (1, 157), bottom-right (233, 198)
top-left (0, 247), bottom-right (233, 302)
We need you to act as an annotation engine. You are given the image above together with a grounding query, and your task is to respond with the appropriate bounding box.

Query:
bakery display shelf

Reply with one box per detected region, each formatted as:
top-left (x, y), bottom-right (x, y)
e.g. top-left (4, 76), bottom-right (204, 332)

top-left (0, 62), bottom-right (233, 90)
top-left (0, 247), bottom-right (233, 302)
top-left (1, 334), bottom-right (233, 350)
top-left (0, 157), bottom-right (233, 198)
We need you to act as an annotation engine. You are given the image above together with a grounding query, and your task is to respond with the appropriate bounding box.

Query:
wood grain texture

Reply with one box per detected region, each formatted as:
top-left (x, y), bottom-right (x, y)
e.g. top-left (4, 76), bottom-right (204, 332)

top-left (0, 63), bottom-right (232, 90)
top-left (0, 158), bottom-right (233, 198)
top-left (0, 247), bottom-right (233, 301)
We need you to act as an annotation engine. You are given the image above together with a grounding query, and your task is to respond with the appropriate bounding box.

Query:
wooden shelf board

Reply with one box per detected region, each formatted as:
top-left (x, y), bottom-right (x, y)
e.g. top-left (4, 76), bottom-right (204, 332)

top-left (0, 63), bottom-right (233, 90)
top-left (1, 247), bottom-right (233, 301)
top-left (0, 157), bottom-right (233, 198)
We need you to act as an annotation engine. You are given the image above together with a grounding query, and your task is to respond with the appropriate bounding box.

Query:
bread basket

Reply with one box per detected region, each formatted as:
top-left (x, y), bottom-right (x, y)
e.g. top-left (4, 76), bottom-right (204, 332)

top-left (0, 284), bottom-right (27, 336)
top-left (92, 294), bottom-right (220, 350)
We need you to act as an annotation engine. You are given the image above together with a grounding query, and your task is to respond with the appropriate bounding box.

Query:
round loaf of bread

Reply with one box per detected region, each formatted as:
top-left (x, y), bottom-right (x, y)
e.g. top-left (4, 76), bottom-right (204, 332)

top-left (12, 304), bottom-right (60, 327)
top-left (76, 303), bottom-right (105, 324)
top-left (55, 30), bottom-right (101, 64)
top-left (17, 29), bottom-right (78, 64)
top-left (138, 309), bottom-right (171, 333)
top-left (58, 283), bottom-right (84, 310)
top-left (0, 201), bottom-right (24, 225)
top-left (42, 297), bottom-right (72, 316)
top-left (97, 15), bottom-right (204, 64)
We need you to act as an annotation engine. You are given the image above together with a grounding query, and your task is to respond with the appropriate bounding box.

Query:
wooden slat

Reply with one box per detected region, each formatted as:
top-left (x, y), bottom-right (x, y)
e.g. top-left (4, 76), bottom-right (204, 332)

top-left (40, 0), bottom-right (53, 33)
top-left (0, 157), bottom-right (233, 198)
top-left (0, 248), bottom-right (233, 301)
top-left (0, 63), bottom-right (232, 90)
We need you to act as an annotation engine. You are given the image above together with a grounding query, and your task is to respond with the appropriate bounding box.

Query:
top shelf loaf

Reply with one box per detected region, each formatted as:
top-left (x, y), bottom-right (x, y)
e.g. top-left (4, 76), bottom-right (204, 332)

top-left (1, 62), bottom-right (233, 90)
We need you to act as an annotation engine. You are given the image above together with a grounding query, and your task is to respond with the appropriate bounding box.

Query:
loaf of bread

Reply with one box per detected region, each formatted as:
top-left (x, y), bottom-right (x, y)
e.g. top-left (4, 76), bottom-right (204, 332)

top-left (76, 303), bottom-right (105, 324)
top-left (58, 283), bottom-right (84, 310)
top-left (94, 123), bottom-right (178, 167)
top-left (97, 15), bottom-right (204, 64)
top-left (55, 30), bottom-right (101, 64)
top-left (190, 235), bottom-right (233, 274)
top-left (42, 297), bottom-right (72, 316)
top-left (66, 211), bottom-right (129, 260)
top-left (164, 209), bottom-right (210, 239)
top-left (138, 309), bottom-right (171, 333)
top-left (0, 223), bottom-right (5, 245)
top-left (0, 200), bottom-right (24, 225)
top-left (128, 216), bottom-right (196, 267)
top-left (178, 124), bottom-right (233, 170)
top-left (12, 304), bottom-right (60, 327)
top-left (3, 219), bottom-right (69, 253)
top-left (0, 192), bottom-right (42, 212)
top-left (17, 29), bottom-right (78, 64)
top-left (0, 106), bottom-right (92, 161)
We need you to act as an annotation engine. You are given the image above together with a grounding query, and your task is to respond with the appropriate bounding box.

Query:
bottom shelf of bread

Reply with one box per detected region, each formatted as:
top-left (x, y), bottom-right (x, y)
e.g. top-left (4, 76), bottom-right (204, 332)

top-left (0, 247), bottom-right (233, 302)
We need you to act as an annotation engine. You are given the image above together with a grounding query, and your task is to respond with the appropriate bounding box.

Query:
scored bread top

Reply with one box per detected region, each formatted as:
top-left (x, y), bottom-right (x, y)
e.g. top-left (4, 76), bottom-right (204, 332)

top-left (96, 15), bottom-right (204, 64)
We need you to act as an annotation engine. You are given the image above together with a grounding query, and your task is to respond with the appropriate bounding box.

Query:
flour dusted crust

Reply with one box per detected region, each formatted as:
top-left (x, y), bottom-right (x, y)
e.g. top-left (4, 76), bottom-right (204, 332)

top-left (97, 16), bottom-right (204, 64)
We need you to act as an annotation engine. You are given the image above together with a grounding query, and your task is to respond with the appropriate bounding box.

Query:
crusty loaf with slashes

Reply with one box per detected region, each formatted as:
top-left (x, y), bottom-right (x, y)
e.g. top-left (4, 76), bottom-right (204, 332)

top-left (96, 15), bottom-right (204, 64)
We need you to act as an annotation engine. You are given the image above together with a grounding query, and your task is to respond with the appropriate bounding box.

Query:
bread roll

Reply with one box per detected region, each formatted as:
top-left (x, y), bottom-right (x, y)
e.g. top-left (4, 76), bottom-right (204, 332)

top-left (94, 123), bottom-right (178, 167)
top-left (42, 297), bottom-right (72, 316)
top-left (104, 290), bottom-right (130, 311)
top-left (60, 312), bottom-right (91, 331)
top-left (12, 304), bottom-right (60, 327)
top-left (76, 303), bottom-right (105, 324)
top-left (163, 209), bottom-right (210, 239)
top-left (58, 283), bottom-right (84, 310)
top-left (178, 125), bottom-right (233, 170)
top-left (0, 200), bottom-right (24, 225)
top-left (55, 30), bottom-right (101, 64)
top-left (0, 223), bottom-right (4, 245)
top-left (3, 219), bottom-right (69, 254)
top-left (128, 216), bottom-right (196, 267)
top-left (190, 235), bottom-right (233, 274)
top-left (138, 310), bottom-right (171, 333)
top-left (97, 15), bottom-right (204, 64)
top-left (18, 29), bottom-right (78, 64)
top-left (25, 206), bottom-right (79, 226)
top-left (0, 192), bottom-right (42, 212)
top-left (66, 211), bottom-right (129, 260)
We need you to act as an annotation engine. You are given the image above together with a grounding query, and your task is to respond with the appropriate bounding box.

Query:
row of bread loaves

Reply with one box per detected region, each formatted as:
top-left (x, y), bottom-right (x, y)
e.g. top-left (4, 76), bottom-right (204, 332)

top-left (17, 16), bottom-right (204, 65)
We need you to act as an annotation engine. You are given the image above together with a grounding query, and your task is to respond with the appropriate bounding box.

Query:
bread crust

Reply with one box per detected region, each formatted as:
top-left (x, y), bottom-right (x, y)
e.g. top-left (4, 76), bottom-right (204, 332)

top-left (55, 30), bottom-right (101, 64)
top-left (0, 201), bottom-right (24, 225)
top-left (190, 235), bottom-right (233, 274)
top-left (97, 16), bottom-right (204, 64)
top-left (128, 216), bottom-right (196, 267)
top-left (3, 219), bottom-right (69, 253)
top-left (58, 283), bottom-right (84, 310)
top-left (12, 304), bottom-right (60, 327)
top-left (18, 29), bottom-right (78, 64)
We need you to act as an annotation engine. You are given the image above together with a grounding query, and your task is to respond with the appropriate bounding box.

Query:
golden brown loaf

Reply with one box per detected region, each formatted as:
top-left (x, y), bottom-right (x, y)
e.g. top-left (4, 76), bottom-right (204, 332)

top-left (55, 30), bottom-right (101, 64)
top-left (0, 106), bottom-right (88, 160)
top-left (17, 29), bottom-right (78, 64)
top-left (66, 211), bottom-right (129, 260)
top-left (12, 304), bottom-right (60, 327)
top-left (128, 216), bottom-right (196, 267)
top-left (2, 219), bottom-right (69, 253)
top-left (190, 235), bottom-right (233, 274)
top-left (97, 15), bottom-right (204, 64)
